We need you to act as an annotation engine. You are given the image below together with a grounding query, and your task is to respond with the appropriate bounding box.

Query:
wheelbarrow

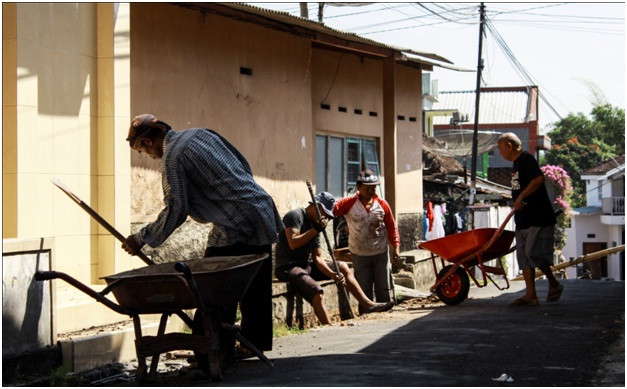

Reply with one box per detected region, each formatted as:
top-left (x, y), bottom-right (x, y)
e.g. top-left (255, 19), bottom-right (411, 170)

top-left (418, 210), bottom-right (516, 305)
top-left (42, 179), bottom-right (273, 381)
top-left (35, 254), bottom-right (273, 381)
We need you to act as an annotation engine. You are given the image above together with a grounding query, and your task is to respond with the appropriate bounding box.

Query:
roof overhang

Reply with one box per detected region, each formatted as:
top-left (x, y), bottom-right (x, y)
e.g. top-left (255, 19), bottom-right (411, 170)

top-left (173, 2), bottom-right (464, 71)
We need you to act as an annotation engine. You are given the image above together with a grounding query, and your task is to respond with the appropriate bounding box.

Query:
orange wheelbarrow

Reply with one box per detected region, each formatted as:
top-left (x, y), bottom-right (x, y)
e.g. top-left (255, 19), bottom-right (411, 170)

top-left (418, 210), bottom-right (516, 305)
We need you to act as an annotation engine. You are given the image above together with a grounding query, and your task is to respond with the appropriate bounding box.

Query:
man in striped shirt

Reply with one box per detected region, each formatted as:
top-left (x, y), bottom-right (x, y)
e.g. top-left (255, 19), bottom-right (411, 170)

top-left (122, 114), bottom-right (283, 362)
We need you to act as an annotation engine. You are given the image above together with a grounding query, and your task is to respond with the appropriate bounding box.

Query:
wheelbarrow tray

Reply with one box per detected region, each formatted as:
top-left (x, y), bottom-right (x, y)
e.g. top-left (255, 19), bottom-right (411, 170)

top-left (418, 228), bottom-right (515, 265)
top-left (102, 254), bottom-right (265, 314)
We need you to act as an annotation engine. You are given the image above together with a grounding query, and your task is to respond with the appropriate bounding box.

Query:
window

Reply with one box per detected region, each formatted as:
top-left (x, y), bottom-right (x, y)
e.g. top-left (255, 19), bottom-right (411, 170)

top-left (316, 135), bottom-right (380, 198)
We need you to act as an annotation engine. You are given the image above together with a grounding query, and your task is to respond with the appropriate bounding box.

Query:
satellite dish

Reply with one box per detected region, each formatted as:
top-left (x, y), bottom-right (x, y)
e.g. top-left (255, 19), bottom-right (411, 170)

top-left (433, 130), bottom-right (501, 158)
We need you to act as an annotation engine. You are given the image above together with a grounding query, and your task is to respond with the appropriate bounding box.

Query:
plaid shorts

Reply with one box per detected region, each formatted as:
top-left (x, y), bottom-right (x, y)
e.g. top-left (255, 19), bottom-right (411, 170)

top-left (515, 225), bottom-right (555, 269)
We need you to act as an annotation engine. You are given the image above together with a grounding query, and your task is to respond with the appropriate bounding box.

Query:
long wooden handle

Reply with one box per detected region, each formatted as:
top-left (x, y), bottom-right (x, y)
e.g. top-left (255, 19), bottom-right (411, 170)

top-left (511, 245), bottom-right (625, 281)
top-left (306, 180), bottom-right (354, 319)
top-left (51, 179), bottom-right (155, 266)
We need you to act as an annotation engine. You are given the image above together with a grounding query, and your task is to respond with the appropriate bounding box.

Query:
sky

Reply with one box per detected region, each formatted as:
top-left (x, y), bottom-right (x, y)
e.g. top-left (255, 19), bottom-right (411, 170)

top-left (251, 2), bottom-right (625, 132)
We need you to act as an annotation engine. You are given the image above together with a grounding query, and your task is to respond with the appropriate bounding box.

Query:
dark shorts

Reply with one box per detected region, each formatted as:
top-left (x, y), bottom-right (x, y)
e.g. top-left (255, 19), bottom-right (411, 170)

top-left (275, 261), bottom-right (337, 304)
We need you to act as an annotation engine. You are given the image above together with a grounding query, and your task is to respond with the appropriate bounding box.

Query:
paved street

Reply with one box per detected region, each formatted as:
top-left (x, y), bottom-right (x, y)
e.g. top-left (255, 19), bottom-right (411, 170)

top-left (134, 278), bottom-right (624, 387)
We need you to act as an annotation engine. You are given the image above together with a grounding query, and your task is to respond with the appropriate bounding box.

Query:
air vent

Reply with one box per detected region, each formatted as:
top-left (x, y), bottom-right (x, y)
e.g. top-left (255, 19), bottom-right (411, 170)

top-left (240, 67), bottom-right (253, 76)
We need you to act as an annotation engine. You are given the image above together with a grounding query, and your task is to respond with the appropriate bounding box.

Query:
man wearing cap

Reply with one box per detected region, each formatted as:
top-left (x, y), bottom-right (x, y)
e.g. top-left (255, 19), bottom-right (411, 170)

top-left (333, 169), bottom-right (400, 310)
top-left (122, 114), bottom-right (284, 362)
top-left (274, 192), bottom-right (393, 325)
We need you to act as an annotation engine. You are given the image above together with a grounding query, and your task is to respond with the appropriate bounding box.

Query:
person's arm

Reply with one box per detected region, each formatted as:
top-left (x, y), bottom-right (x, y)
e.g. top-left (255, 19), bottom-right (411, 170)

top-left (123, 160), bottom-right (189, 255)
top-left (514, 175), bottom-right (545, 211)
top-left (311, 248), bottom-right (344, 284)
top-left (333, 195), bottom-right (358, 217)
top-left (378, 198), bottom-right (401, 258)
top-left (284, 220), bottom-right (326, 251)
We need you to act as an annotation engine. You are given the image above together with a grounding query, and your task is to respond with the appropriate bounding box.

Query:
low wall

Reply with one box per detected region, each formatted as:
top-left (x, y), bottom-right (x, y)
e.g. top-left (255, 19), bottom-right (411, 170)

top-left (272, 280), bottom-right (359, 329)
top-left (2, 238), bottom-right (56, 357)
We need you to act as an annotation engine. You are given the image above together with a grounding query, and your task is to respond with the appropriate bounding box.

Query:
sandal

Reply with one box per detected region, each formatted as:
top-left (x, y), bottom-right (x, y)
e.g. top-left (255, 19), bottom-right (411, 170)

top-left (365, 301), bottom-right (394, 313)
top-left (546, 284), bottom-right (564, 303)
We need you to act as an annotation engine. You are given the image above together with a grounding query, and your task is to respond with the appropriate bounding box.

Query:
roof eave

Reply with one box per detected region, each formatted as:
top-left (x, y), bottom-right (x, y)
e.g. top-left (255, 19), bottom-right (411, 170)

top-left (174, 2), bottom-right (458, 70)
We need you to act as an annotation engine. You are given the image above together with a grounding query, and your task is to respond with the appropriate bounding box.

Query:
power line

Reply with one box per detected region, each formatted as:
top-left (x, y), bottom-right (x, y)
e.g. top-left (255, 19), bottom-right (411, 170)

top-left (484, 17), bottom-right (564, 121)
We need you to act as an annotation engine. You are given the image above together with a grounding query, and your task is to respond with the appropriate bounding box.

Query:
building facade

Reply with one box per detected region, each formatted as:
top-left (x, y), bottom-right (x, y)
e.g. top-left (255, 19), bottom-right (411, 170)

top-left (3, 3), bottom-right (456, 348)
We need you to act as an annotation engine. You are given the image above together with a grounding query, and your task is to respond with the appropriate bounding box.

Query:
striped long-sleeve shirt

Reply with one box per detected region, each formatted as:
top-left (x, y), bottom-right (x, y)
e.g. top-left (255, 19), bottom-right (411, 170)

top-left (134, 128), bottom-right (284, 248)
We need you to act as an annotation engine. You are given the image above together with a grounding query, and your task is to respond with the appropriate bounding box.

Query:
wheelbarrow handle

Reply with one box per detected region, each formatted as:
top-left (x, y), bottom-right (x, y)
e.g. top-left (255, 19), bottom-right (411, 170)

top-left (34, 270), bottom-right (61, 281)
top-left (484, 208), bottom-right (516, 250)
top-left (34, 270), bottom-right (131, 316)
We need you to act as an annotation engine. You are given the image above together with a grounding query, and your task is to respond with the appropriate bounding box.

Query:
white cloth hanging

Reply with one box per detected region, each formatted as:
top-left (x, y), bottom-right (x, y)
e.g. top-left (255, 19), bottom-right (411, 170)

top-left (426, 205), bottom-right (446, 240)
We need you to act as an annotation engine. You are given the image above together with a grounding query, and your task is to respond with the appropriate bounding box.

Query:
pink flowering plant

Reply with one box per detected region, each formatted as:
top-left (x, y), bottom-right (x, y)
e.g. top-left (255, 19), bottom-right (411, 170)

top-left (541, 165), bottom-right (572, 250)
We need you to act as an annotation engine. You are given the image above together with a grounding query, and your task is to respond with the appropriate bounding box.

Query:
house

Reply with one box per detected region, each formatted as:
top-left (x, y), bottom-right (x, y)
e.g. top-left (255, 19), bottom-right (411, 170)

top-left (425, 86), bottom-right (551, 186)
top-left (562, 156), bottom-right (625, 280)
top-left (2, 3), bottom-right (458, 362)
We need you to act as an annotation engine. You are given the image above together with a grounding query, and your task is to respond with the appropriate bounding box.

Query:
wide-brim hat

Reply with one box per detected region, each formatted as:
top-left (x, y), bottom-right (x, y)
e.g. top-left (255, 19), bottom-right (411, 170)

top-left (310, 192), bottom-right (335, 218)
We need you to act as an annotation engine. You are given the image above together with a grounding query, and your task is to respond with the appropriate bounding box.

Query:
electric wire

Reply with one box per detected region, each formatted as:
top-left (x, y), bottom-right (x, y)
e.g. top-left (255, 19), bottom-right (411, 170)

top-left (484, 17), bottom-right (564, 121)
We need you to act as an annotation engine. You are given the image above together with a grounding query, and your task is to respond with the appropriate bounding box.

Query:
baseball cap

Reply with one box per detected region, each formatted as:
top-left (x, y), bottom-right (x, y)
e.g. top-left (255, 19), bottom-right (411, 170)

top-left (310, 192), bottom-right (336, 218)
top-left (356, 169), bottom-right (380, 185)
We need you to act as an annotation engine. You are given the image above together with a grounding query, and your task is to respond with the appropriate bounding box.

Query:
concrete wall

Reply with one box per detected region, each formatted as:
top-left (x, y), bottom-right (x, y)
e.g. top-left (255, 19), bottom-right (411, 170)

top-left (129, 3), bottom-right (314, 219)
top-left (2, 238), bottom-right (55, 357)
top-left (3, 3), bottom-right (137, 334)
top-left (128, 3), bottom-right (425, 255)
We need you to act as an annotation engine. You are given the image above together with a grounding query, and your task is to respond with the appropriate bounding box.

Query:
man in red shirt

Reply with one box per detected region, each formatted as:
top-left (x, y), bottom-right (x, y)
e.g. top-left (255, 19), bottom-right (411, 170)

top-left (333, 170), bottom-right (400, 311)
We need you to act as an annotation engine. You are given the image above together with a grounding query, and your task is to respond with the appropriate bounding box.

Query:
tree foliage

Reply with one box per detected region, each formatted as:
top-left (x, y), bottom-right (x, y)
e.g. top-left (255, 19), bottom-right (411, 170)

top-left (541, 104), bottom-right (624, 208)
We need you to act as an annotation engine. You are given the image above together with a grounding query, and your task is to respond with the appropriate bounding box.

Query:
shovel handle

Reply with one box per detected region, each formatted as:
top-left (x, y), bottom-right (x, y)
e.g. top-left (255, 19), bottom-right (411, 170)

top-left (306, 180), bottom-right (354, 320)
top-left (51, 179), bottom-right (155, 266)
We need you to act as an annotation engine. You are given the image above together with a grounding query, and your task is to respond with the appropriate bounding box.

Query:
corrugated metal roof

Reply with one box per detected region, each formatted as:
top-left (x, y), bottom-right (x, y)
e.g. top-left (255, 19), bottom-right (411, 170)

top-left (178, 3), bottom-right (461, 69)
top-left (431, 88), bottom-right (534, 125)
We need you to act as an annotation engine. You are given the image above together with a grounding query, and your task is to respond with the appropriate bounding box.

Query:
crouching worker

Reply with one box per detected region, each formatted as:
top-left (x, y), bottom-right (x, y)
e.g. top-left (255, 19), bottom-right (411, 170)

top-left (274, 192), bottom-right (394, 325)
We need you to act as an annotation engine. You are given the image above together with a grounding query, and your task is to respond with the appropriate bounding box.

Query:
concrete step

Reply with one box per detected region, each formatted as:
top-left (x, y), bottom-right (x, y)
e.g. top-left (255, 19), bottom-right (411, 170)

top-left (58, 315), bottom-right (188, 373)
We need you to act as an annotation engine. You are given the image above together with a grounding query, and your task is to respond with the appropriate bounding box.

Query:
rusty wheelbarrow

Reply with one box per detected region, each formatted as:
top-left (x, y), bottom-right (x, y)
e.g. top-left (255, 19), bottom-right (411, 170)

top-left (41, 179), bottom-right (273, 381)
top-left (35, 254), bottom-right (272, 381)
top-left (418, 210), bottom-right (516, 305)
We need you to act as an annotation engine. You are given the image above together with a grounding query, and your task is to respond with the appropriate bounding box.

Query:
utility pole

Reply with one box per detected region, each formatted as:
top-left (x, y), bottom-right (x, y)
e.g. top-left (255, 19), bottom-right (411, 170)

top-left (299, 2), bottom-right (308, 19)
top-left (318, 3), bottom-right (325, 23)
top-left (469, 2), bottom-right (485, 206)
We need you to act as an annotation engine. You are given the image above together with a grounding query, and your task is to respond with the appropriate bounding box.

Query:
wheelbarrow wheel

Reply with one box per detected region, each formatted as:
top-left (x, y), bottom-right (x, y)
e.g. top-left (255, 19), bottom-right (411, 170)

top-left (192, 312), bottom-right (224, 381)
top-left (435, 265), bottom-right (470, 305)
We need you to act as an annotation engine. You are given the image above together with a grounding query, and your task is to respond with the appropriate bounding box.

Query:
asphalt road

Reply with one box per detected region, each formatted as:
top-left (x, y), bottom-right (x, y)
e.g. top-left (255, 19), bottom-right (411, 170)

top-left (130, 278), bottom-right (624, 387)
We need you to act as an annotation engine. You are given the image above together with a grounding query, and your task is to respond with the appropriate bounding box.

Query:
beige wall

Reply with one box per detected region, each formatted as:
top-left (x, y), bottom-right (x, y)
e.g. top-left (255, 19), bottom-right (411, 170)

top-left (129, 3), bottom-right (315, 216)
top-left (128, 3), bottom-right (425, 219)
top-left (312, 49), bottom-right (383, 139)
top-left (3, 3), bottom-right (136, 332)
top-left (394, 64), bottom-right (423, 214)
